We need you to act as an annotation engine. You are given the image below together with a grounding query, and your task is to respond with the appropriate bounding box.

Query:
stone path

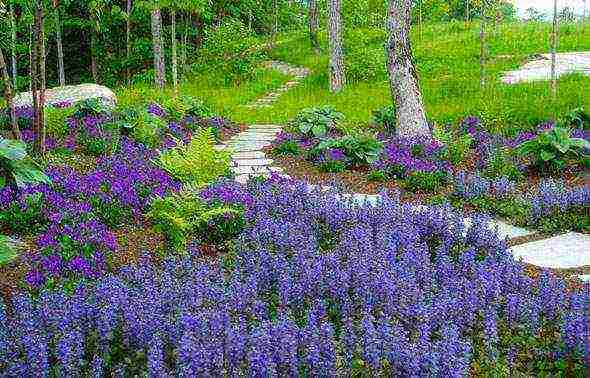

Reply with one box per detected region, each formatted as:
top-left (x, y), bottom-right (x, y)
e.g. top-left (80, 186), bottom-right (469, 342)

top-left (224, 59), bottom-right (590, 282)
top-left (501, 52), bottom-right (590, 84)
top-left (243, 61), bottom-right (310, 109)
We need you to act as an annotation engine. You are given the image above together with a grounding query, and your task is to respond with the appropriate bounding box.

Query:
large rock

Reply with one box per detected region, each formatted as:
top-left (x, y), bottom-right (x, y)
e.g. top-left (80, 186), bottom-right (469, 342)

top-left (501, 52), bottom-right (590, 84)
top-left (14, 83), bottom-right (117, 109)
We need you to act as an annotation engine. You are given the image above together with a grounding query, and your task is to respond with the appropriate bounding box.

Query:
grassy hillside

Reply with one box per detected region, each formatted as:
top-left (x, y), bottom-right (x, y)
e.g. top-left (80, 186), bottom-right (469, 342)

top-left (132, 20), bottom-right (588, 132)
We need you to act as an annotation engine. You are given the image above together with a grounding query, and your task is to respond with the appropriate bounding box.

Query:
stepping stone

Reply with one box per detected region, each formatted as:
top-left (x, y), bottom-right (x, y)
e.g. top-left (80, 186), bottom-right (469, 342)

top-left (234, 158), bottom-right (273, 166)
top-left (464, 218), bottom-right (534, 240)
top-left (228, 141), bottom-right (272, 149)
top-left (232, 151), bottom-right (266, 159)
top-left (231, 165), bottom-right (283, 175)
top-left (233, 134), bottom-right (277, 142)
top-left (576, 274), bottom-right (590, 283)
top-left (510, 232), bottom-right (590, 269)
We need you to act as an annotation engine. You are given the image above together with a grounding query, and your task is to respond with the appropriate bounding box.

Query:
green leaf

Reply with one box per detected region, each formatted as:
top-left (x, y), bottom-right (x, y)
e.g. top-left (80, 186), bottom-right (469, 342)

top-left (0, 138), bottom-right (27, 161)
top-left (569, 138), bottom-right (590, 151)
top-left (539, 150), bottom-right (555, 162)
top-left (311, 123), bottom-right (327, 138)
top-left (12, 160), bottom-right (52, 188)
top-left (0, 235), bottom-right (19, 266)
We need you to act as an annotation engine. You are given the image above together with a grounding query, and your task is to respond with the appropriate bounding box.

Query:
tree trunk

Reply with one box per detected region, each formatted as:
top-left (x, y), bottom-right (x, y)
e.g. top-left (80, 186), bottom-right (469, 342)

top-left (480, 6), bottom-right (487, 88)
top-left (386, 0), bottom-right (430, 138)
top-left (53, 0), bottom-right (65, 86)
top-left (151, 8), bottom-right (166, 89)
top-left (309, 0), bottom-right (320, 54)
top-left (327, 0), bottom-right (345, 92)
top-left (466, 0), bottom-right (470, 24)
top-left (182, 12), bottom-right (191, 77)
top-left (126, 0), bottom-right (132, 85)
top-left (171, 9), bottom-right (178, 97)
top-left (551, 0), bottom-right (558, 99)
top-left (9, 3), bottom-right (18, 89)
top-left (33, 1), bottom-right (46, 155)
top-left (0, 48), bottom-right (21, 140)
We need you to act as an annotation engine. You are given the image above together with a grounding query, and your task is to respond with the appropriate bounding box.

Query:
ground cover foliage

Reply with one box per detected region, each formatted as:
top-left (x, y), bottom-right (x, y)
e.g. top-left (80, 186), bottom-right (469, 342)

top-left (0, 176), bottom-right (587, 375)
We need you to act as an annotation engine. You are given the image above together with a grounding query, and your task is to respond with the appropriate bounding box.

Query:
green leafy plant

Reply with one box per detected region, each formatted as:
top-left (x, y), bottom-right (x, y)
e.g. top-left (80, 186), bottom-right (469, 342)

top-left (183, 96), bottom-right (213, 118)
top-left (319, 160), bottom-right (347, 173)
top-left (293, 106), bottom-right (344, 138)
top-left (196, 206), bottom-right (245, 245)
top-left (484, 149), bottom-right (523, 181)
top-left (119, 108), bottom-right (165, 148)
top-left (371, 105), bottom-right (397, 130)
top-left (73, 98), bottom-right (109, 119)
top-left (404, 170), bottom-right (447, 193)
top-left (517, 127), bottom-right (590, 172)
top-left (0, 235), bottom-right (21, 266)
top-left (312, 133), bottom-right (382, 166)
top-left (563, 107), bottom-right (589, 130)
top-left (433, 123), bottom-right (473, 164)
top-left (0, 138), bottom-right (51, 189)
top-left (45, 105), bottom-right (75, 138)
top-left (272, 140), bottom-right (301, 156)
top-left (157, 128), bottom-right (231, 186)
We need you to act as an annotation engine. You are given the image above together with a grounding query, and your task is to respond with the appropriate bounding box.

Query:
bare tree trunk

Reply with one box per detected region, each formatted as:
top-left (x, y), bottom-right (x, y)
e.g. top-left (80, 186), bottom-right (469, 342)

top-left (29, 26), bottom-right (33, 91)
top-left (53, 0), bottom-right (65, 86)
top-left (126, 0), bottom-right (132, 85)
top-left (327, 0), bottom-right (345, 92)
top-left (480, 6), bottom-right (487, 88)
top-left (466, 0), bottom-right (470, 24)
top-left (386, 0), bottom-right (430, 138)
top-left (151, 7), bottom-right (166, 89)
top-left (33, 1), bottom-right (46, 155)
top-left (171, 9), bottom-right (179, 97)
top-left (90, 34), bottom-right (99, 83)
top-left (182, 12), bottom-right (191, 76)
top-left (309, 0), bottom-right (320, 53)
top-left (0, 48), bottom-right (21, 140)
top-left (551, 0), bottom-right (558, 99)
top-left (9, 3), bottom-right (18, 89)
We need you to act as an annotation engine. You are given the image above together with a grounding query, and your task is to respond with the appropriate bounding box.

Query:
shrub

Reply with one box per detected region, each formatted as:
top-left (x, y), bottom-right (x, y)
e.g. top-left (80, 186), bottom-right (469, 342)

top-left (312, 134), bottom-right (382, 166)
top-left (483, 149), bottom-right (523, 181)
top-left (122, 109), bottom-right (165, 148)
top-left (157, 128), bottom-right (231, 186)
top-left (273, 140), bottom-right (301, 156)
top-left (0, 189), bottom-right (47, 235)
top-left (371, 105), bottom-right (397, 131)
top-left (433, 123), bottom-right (473, 165)
top-left (293, 106), bottom-right (344, 138)
top-left (196, 206), bottom-right (245, 245)
top-left (73, 98), bottom-right (109, 119)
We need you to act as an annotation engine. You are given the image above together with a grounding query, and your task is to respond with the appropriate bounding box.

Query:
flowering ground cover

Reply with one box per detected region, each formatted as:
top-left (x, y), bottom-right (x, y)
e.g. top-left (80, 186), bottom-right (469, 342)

top-left (0, 177), bottom-right (587, 375)
top-left (269, 108), bottom-right (590, 235)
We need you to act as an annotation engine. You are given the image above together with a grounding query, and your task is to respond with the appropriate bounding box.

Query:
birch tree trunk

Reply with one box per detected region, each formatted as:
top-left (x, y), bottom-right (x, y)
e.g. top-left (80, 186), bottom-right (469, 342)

top-left (9, 3), bottom-right (18, 89)
top-left (551, 0), bottom-right (559, 99)
top-left (0, 48), bottom-right (21, 140)
top-left (309, 0), bottom-right (320, 54)
top-left (480, 6), bottom-right (487, 88)
top-left (90, 34), bottom-right (99, 83)
top-left (126, 0), bottom-right (132, 85)
top-left (327, 0), bottom-right (345, 92)
top-left (466, 0), bottom-right (470, 24)
top-left (386, 0), bottom-right (430, 138)
top-left (171, 9), bottom-right (179, 97)
top-left (182, 12), bottom-right (191, 77)
top-left (53, 0), bottom-right (65, 86)
top-left (151, 7), bottom-right (166, 89)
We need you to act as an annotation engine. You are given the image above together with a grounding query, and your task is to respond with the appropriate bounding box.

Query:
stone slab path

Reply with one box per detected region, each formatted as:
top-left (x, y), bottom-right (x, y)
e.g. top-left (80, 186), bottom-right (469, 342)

top-left (224, 59), bottom-right (590, 282)
top-left (501, 52), bottom-right (590, 84)
top-left (243, 61), bottom-right (310, 109)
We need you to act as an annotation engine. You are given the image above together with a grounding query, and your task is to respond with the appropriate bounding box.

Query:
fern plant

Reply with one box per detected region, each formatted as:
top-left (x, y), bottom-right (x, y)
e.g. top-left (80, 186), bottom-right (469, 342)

top-left (157, 128), bottom-right (231, 186)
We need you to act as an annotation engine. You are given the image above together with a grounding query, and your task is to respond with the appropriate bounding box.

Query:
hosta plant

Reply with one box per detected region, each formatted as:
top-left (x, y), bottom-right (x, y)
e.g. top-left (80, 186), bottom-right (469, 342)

top-left (517, 126), bottom-right (589, 172)
top-left (312, 133), bottom-right (383, 166)
top-left (0, 138), bottom-right (50, 189)
top-left (293, 106), bottom-right (343, 138)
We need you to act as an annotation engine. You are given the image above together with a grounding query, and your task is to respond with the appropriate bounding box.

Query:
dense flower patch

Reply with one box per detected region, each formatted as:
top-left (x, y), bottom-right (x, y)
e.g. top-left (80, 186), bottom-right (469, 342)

top-left (0, 179), bottom-right (586, 375)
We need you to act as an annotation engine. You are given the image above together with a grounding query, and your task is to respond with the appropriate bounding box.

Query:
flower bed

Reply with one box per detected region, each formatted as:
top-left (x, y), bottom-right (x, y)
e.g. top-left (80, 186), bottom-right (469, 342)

top-left (269, 109), bottom-right (590, 234)
top-left (0, 178), bottom-right (586, 375)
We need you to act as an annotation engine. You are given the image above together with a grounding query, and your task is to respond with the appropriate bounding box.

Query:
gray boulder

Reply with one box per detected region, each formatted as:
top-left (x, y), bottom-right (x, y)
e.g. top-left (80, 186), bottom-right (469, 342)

top-left (14, 83), bottom-right (117, 109)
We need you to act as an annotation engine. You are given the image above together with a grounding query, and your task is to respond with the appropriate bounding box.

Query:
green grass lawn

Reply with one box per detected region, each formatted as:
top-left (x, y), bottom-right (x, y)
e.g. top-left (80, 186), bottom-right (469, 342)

top-left (137, 20), bottom-right (589, 132)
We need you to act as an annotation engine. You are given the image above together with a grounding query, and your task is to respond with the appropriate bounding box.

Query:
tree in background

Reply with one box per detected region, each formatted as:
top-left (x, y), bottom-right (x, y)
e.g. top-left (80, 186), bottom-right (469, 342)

top-left (52, 0), bottom-right (65, 86)
top-left (309, 0), bottom-right (320, 53)
top-left (151, 4), bottom-right (166, 89)
top-left (327, 0), bottom-right (345, 92)
top-left (8, 1), bottom-right (17, 89)
top-left (550, 0), bottom-right (558, 99)
top-left (31, 0), bottom-right (46, 154)
top-left (479, 0), bottom-right (487, 88)
top-left (0, 46), bottom-right (21, 140)
top-left (386, 0), bottom-right (430, 138)
top-left (126, 0), bottom-right (132, 84)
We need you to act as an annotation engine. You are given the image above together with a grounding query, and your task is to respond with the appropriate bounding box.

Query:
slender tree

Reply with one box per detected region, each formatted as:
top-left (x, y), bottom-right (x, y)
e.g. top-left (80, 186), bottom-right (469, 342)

top-left (386, 0), bottom-right (430, 138)
top-left (32, 0), bottom-right (46, 154)
top-left (551, 0), bottom-right (558, 99)
top-left (466, 0), bottom-right (470, 24)
top-left (126, 0), bottom-right (133, 85)
top-left (480, 2), bottom-right (487, 88)
top-left (53, 0), bottom-right (65, 86)
top-left (0, 47), bottom-right (21, 140)
top-left (171, 8), bottom-right (179, 96)
top-left (327, 0), bottom-right (345, 92)
top-left (151, 6), bottom-right (166, 89)
top-left (9, 2), bottom-right (17, 89)
top-left (309, 0), bottom-right (320, 53)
